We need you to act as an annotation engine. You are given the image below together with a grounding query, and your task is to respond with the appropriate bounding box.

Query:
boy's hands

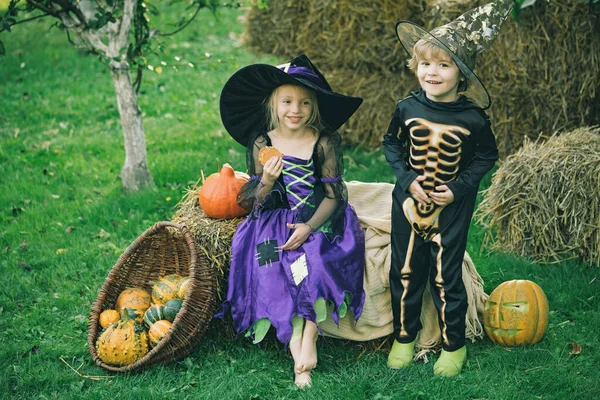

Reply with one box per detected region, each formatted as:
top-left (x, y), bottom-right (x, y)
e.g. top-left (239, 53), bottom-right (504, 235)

top-left (261, 156), bottom-right (283, 185)
top-left (409, 175), bottom-right (430, 205)
top-left (409, 177), bottom-right (455, 207)
top-left (430, 185), bottom-right (455, 206)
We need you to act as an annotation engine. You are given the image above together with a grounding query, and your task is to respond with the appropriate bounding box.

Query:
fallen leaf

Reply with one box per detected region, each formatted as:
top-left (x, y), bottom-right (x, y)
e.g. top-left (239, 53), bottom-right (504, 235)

top-left (95, 229), bottom-right (111, 239)
top-left (569, 341), bottom-right (582, 355)
top-left (55, 248), bottom-right (68, 255)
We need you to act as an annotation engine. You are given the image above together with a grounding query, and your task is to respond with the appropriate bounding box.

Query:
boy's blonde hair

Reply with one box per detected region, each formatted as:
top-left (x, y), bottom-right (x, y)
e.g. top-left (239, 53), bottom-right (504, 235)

top-left (407, 39), bottom-right (467, 92)
top-left (265, 85), bottom-right (323, 132)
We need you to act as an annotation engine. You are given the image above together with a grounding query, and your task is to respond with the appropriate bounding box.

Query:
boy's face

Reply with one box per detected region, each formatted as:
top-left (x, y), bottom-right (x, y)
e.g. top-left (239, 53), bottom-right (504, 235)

top-left (416, 48), bottom-right (461, 103)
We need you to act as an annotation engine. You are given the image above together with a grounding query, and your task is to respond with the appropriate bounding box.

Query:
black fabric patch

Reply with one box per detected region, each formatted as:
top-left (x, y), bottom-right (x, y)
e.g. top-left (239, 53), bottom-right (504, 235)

top-left (256, 239), bottom-right (279, 266)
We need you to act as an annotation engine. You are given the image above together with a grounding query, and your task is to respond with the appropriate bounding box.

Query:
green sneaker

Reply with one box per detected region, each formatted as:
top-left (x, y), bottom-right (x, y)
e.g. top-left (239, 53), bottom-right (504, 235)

top-left (387, 340), bottom-right (415, 369)
top-left (433, 346), bottom-right (467, 377)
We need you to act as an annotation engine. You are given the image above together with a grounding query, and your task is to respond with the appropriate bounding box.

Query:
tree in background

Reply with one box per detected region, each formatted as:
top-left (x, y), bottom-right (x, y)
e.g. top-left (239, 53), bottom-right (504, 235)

top-left (0, 0), bottom-right (222, 191)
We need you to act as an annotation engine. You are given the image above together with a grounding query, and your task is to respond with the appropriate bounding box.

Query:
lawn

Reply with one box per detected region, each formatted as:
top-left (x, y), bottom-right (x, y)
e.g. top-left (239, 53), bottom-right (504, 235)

top-left (1, 2), bottom-right (599, 400)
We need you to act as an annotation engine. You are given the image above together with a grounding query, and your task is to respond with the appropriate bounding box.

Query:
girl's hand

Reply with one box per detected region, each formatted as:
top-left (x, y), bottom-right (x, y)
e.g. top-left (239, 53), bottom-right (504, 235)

top-left (409, 175), bottom-right (430, 205)
top-left (429, 185), bottom-right (454, 206)
top-left (280, 223), bottom-right (311, 251)
top-left (261, 156), bottom-right (283, 185)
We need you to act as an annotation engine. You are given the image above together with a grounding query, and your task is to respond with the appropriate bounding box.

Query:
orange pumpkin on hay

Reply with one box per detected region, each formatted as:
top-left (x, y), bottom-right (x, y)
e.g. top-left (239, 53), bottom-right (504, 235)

top-left (199, 163), bottom-right (249, 219)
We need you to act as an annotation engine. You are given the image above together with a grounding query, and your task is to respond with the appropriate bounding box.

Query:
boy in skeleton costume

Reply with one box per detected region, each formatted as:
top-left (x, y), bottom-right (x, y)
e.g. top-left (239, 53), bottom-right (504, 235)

top-left (383, 0), bottom-right (514, 376)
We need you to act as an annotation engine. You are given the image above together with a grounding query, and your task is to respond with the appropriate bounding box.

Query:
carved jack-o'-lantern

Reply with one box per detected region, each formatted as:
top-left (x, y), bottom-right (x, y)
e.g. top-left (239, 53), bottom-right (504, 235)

top-left (484, 280), bottom-right (549, 346)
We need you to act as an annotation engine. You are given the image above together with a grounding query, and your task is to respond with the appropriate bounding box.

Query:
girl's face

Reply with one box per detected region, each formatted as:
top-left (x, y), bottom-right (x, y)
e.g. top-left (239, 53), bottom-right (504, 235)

top-left (273, 85), bottom-right (313, 133)
top-left (417, 49), bottom-right (461, 103)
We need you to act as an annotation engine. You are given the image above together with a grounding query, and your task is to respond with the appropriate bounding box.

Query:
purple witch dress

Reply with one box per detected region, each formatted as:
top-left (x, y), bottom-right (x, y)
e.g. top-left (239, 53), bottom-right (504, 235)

top-left (217, 132), bottom-right (365, 345)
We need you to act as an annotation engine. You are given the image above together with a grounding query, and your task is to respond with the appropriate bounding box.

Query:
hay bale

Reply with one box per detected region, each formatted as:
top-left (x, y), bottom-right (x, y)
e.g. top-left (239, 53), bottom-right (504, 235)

top-left (479, 0), bottom-right (600, 157)
top-left (476, 126), bottom-right (600, 267)
top-left (241, 0), bottom-right (600, 156)
top-left (171, 186), bottom-right (244, 306)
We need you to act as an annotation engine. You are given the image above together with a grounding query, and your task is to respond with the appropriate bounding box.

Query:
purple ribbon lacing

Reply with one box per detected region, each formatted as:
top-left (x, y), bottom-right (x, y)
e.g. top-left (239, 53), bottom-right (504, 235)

top-left (253, 174), bottom-right (341, 183)
top-left (321, 175), bottom-right (342, 183)
top-left (279, 65), bottom-right (328, 90)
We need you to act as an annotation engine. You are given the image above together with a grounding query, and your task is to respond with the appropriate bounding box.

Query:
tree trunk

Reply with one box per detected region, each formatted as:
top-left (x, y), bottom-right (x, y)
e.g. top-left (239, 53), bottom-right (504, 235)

top-left (109, 59), bottom-right (154, 191)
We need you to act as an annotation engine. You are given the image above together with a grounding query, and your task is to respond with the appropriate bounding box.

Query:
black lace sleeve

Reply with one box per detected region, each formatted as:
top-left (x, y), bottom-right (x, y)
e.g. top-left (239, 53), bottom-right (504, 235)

top-left (297, 130), bottom-right (348, 239)
top-left (236, 132), bottom-right (288, 213)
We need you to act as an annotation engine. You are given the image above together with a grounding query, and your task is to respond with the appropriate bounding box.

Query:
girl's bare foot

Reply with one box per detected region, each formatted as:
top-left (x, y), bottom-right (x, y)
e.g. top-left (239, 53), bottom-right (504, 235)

top-left (289, 316), bottom-right (305, 374)
top-left (294, 371), bottom-right (312, 389)
top-left (289, 338), bottom-right (303, 375)
top-left (297, 321), bottom-right (318, 372)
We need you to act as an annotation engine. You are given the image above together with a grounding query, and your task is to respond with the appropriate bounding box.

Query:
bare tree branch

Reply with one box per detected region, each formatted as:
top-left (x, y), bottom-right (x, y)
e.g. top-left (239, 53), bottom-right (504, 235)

top-left (59, 11), bottom-right (109, 55)
top-left (157, 2), bottom-right (203, 37)
top-left (27, 0), bottom-right (60, 17)
top-left (81, 30), bottom-right (109, 54)
top-left (53, 0), bottom-right (89, 26)
top-left (116, 0), bottom-right (135, 52)
top-left (5, 12), bottom-right (50, 27)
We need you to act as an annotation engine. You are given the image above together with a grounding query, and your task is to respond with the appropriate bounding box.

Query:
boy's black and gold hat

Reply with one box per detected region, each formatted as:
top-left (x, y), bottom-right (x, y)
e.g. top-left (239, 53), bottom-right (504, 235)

top-left (396, 0), bottom-right (515, 109)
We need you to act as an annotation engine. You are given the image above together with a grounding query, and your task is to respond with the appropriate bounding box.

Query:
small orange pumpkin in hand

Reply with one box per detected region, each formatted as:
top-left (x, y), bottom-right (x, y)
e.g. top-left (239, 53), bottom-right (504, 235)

top-left (199, 163), bottom-right (249, 219)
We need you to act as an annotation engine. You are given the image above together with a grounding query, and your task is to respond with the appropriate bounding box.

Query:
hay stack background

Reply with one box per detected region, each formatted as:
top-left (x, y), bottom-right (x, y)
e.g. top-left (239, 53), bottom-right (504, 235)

top-left (172, 187), bottom-right (244, 307)
top-left (241, 0), bottom-right (600, 156)
top-left (476, 126), bottom-right (600, 267)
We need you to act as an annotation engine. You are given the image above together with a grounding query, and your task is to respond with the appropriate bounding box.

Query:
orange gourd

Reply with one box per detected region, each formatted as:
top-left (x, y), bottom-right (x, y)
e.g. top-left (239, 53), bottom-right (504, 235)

top-left (484, 280), bottom-right (549, 346)
top-left (96, 309), bottom-right (149, 366)
top-left (199, 163), bottom-right (249, 219)
top-left (99, 309), bottom-right (120, 328)
top-left (148, 320), bottom-right (172, 348)
top-left (115, 287), bottom-right (151, 320)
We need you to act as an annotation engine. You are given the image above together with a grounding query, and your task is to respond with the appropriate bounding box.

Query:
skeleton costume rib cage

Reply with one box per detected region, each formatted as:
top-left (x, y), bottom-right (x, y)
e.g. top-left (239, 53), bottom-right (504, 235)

top-left (383, 90), bottom-right (498, 351)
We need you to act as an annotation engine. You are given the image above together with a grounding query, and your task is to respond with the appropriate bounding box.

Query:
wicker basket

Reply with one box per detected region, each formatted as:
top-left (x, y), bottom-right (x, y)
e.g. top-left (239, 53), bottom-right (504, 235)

top-left (87, 221), bottom-right (215, 372)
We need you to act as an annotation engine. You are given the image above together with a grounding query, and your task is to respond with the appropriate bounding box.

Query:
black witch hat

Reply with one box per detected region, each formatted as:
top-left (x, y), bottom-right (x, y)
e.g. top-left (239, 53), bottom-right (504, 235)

top-left (220, 54), bottom-right (363, 146)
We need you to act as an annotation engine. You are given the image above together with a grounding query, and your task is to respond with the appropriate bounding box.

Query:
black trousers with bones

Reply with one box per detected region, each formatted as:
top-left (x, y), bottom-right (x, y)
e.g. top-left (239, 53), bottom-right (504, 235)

top-left (389, 184), bottom-right (476, 352)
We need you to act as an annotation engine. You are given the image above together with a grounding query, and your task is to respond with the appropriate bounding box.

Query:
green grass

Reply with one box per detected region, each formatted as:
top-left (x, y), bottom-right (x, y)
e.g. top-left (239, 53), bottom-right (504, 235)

top-left (1, 4), bottom-right (599, 400)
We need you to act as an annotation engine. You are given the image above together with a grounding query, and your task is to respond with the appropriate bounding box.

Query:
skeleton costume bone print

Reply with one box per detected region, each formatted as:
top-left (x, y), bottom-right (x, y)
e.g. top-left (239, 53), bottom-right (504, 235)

top-left (383, 89), bottom-right (498, 350)
top-left (403, 117), bottom-right (471, 239)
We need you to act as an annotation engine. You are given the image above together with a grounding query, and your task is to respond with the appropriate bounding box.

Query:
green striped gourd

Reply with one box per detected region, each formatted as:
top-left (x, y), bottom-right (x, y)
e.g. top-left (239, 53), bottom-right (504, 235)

top-left (151, 274), bottom-right (183, 305)
top-left (143, 304), bottom-right (166, 328)
top-left (163, 299), bottom-right (183, 322)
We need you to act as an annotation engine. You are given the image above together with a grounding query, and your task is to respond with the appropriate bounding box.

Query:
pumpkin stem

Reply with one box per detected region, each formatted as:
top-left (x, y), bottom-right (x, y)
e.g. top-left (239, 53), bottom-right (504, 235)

top-left (221, 163), bottom-right (234, 177)
top-left (121, 308), bottom-right (136, 322)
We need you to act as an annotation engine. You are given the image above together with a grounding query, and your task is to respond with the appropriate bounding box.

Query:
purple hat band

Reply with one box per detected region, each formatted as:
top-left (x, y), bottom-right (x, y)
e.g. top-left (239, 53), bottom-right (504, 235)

top-left (279, 65), bottom-right (328, 90)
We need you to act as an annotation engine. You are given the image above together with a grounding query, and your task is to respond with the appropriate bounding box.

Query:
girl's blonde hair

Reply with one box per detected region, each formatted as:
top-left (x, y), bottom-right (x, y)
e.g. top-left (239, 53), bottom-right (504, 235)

top-left (407, 39), bottom-right (467, 92)
top-left (265, 85), bottom-right (323, 132)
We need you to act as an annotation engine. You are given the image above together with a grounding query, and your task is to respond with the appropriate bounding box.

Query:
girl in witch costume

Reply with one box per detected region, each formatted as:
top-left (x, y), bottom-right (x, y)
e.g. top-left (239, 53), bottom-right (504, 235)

top-left (216, 54), bottom-right (365, 388)
top-left (383, 0), bottom-right (514, 376)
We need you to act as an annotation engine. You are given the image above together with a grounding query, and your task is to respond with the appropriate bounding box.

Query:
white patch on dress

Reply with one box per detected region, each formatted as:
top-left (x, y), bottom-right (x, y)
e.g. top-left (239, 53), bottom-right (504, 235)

top-left (290, 254), bottom-right (308, 286)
